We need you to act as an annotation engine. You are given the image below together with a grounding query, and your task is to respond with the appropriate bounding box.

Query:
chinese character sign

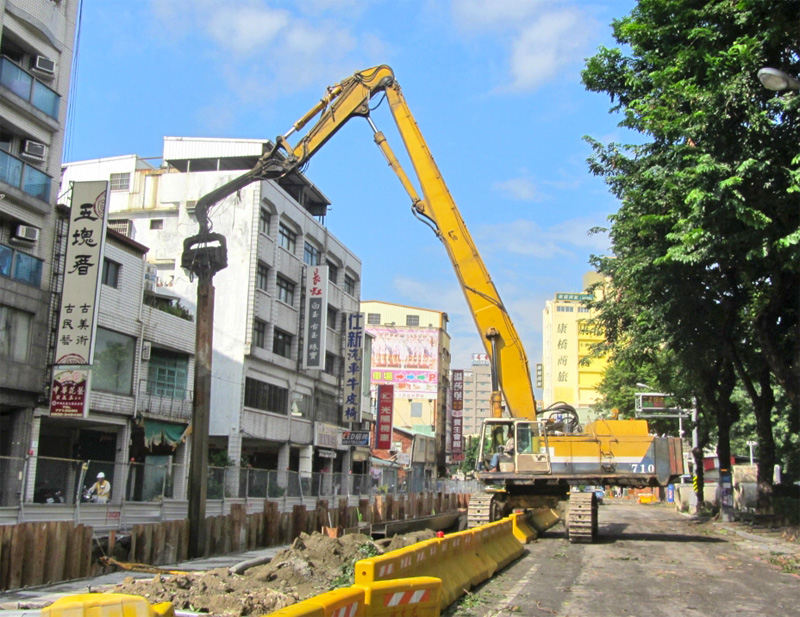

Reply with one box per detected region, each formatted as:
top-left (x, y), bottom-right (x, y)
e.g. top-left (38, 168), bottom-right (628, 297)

top-left (343, 312), bottom-right (365, 423)
top-left (303, 265), bottom-right (328, 370)
top-left (451, 415), bottom-right (463, 454)
top-left (49, 368), bottom-right (90, 417)
top-left (367, 325), bottom-right (439, 399)
top-left (54, 181), bottom-right (109, 365)
top-left (375, 384), bottom-right (394, 450)
top-left (451, 370), bottom-right (464, 412)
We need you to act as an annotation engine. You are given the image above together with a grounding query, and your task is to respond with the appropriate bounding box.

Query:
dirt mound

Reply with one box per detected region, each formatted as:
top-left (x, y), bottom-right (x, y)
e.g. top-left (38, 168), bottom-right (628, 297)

top-left (114, 570), bottom-right (294, 617)
top-left (111, 531), bottom-right (386, 616)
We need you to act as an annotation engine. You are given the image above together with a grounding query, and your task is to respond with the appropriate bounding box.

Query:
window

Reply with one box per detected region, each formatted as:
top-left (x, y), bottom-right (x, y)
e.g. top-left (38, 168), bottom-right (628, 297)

top-left (150, 219), bottom-right (163, 230)
top-left (411, 402), bottom-right (423, 418)
top-left (244, 377), bottom-right (288, 414)
top-left (109, 172), bottom-right (130, 191)
top-left (315, 391), bottom-right (340, 424)
top-left (147, 349), bottom-right (189, 399)
top-left (327, 306), bottom-right (338, 331)
top-left (0, 305), bottom-right (32, 362)
top-left (578, 307), bottom-right (590, 313)
top-left (253, 319), bottom-right (267, 348)
top-left (259, 207), bottom-right (271, 234)
top-left (367, 313), bottom-right (381, 325)
top-left (556, 306), bottom-right (574, 312)
top-left (326, 260), bottom-right (339, 284)
top-left (102, 258), bottom-right (120, 288)
top-left (406, 314), bottom-right (420, 327)
top-left (0, 243), bottom-right (43, 286)
top-left (257, 262), bottom-right (269, 292)
top-left (303, 242), bottom-right (321, 266)
top-left (276, 276), bottom-right (295, 305)
top-left (93, 327), bottom-right (135, 394)
top-left (273, 329), bottom-right (293, 358)
top-left (278, 223), bottom-right (296, 253)
top-left (344, 274), bottom-right (356, 296)
top-left (324, 352), bottom-right (338, 375)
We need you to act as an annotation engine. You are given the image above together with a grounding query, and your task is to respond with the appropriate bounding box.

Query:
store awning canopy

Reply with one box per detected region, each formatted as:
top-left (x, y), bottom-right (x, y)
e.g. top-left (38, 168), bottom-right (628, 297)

top-left (144, 419), bottom-right (189, 448)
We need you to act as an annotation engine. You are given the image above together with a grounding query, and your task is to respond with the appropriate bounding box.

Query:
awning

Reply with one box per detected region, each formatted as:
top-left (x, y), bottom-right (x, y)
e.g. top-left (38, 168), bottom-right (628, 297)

top-left (144, 419), bottom-right (189, 448)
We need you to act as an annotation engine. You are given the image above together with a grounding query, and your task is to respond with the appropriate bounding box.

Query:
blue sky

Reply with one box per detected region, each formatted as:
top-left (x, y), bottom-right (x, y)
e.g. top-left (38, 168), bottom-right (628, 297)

top-left (65, 0), bottom-right (636, 384)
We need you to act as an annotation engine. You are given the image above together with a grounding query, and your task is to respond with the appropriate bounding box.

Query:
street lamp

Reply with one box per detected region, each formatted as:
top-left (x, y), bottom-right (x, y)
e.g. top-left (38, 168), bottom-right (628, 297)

top-left (757, 67), bottom-right (800, 91)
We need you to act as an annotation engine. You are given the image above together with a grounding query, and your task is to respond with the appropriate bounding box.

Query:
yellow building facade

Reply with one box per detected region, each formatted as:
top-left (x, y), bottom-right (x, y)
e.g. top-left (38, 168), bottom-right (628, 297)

top-left (542, 273), bottom-right (607, 416)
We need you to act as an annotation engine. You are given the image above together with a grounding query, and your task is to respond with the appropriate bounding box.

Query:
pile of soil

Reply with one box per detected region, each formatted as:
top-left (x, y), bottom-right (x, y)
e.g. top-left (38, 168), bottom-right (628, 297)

top-left (112, 530), bottom-right (433, 616)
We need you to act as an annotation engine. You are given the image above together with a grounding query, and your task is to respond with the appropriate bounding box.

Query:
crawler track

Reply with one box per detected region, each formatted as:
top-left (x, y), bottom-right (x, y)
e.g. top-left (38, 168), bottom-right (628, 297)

top-left (566, 492), bottom-right (597, 543)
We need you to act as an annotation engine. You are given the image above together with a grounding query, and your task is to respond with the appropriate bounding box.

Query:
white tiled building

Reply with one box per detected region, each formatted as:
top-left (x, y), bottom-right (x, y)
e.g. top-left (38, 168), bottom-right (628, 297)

top-left (61, 137), bottom-right (367, 484)
top-left (0, 0), bottom-right (79, 505)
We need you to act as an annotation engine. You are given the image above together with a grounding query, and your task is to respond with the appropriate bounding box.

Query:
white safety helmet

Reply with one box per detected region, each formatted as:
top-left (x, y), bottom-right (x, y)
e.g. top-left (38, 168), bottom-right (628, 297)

top-left (97, 472), bottom-right (105, 479)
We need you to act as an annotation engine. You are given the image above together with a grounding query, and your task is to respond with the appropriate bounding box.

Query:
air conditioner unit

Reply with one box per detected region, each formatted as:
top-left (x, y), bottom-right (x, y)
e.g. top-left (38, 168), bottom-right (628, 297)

top-left (144, 264), bottom-right (158, 293)
top-left (141, 342), bottom-right (152, 361)
top-left (21, 140), bottom-right (47, 161)
top-left (31, 55), bottom-right (55, 76)
top-left (185, 200), bottom-right (197, 215)
top-left (14, 225), bottom-right (39, 242)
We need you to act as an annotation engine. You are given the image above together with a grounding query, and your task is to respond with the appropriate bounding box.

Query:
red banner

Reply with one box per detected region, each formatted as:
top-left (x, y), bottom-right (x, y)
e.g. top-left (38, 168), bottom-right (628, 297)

top-left (50, 368), bottom-right (90, 417)
top-left (376, 384), bottom-right (394, 450)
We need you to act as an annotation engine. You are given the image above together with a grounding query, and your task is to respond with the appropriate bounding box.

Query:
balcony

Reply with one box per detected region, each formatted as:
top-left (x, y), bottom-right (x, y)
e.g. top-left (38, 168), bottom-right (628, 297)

top-left (0, 56), bottom-right (60, 119)
top-left (0, 149), bottom-right (51, 203)
top-left (137, 379), bottom-right (193, 420)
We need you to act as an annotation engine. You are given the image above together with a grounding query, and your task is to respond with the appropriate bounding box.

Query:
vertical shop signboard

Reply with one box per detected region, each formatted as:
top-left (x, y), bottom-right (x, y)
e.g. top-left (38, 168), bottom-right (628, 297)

top-left (450, 370), bottom-right (464, 454)
top-left (376, 384), bottom-right (394, 450)
top-left (303, 265), bottom-right (328, 369)
top-left (451, 416), bottom-right (463, 454)
top-left (49, 367), bottom-right (91, 418)
top-left (343, 312), bottom-right (364, 422)
top-left (53, 180), bottom-right (109, 365)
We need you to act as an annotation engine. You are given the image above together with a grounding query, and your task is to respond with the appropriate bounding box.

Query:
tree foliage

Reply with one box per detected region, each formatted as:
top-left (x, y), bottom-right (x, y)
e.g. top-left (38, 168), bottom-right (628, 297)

top-left (582, 0), bottom-right (800, 491)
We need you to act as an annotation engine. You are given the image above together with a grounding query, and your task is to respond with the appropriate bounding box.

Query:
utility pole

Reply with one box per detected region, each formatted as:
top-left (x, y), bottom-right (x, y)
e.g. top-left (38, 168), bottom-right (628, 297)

top-left (182, 232), bottom-right (227, 559)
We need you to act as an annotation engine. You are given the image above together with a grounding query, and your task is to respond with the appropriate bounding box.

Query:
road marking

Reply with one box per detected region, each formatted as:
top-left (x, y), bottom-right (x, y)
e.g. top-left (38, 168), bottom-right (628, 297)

top-left (486, 561), bottom-right (539, 617)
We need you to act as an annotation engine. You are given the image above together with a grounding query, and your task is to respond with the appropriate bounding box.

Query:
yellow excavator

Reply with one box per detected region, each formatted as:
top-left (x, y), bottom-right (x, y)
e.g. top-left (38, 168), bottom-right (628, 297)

top-left (189, 65), bottom-right (683, 543)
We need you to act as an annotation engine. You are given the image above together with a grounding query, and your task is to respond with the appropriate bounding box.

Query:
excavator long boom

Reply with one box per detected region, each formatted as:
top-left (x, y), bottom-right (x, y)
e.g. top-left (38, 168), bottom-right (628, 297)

top-left (192, 65), bottom-right (537, 420)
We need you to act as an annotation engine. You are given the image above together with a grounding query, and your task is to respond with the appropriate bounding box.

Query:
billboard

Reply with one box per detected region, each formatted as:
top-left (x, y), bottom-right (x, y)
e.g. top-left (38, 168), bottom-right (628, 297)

top-left (342, 312), bottom-right (365, 422)
top-left (54, 181), bottom-right (109, 365)
top-left (303, 265), bottom-right (328, 369)
top-left (367, 325), bottom-right (439, 399)
top-left (375, 384), bottom-right (394, 450)
top-left (49, 367), bottom-right (91, 417)
top-left (451, 369), bottom-right (464, 412)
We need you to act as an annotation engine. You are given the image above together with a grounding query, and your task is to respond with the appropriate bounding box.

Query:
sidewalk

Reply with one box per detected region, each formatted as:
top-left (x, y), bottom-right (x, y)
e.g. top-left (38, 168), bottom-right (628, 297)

top-left (0, 544), bottom-right (289, 611)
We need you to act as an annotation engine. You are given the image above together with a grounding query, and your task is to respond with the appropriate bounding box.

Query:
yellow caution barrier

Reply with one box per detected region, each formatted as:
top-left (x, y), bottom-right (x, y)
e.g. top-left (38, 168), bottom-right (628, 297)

top-left (510, 512), bottom-right (537, 543)
top-left (355, 538), bottom-right (440, 585)
top-left (527, 507), bottom-right (561, 534)
top-left (267, 586), bottom-right (364, 617)
top-left (41, 594), bottom-right (175, 617)
top-left (356, 576), bottom-right (442, 617)
top-left (432, 533), bottom-right (473, 608)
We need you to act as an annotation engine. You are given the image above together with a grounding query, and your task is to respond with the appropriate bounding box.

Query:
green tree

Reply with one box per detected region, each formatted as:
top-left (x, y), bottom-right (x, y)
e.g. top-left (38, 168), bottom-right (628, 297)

top-left (582, 0), bottom-right (800, 501)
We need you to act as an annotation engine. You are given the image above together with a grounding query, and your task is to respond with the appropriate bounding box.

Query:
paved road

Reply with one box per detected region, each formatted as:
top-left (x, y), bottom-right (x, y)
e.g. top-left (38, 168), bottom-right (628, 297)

top-left (449, 501), bottom-right (799, 617)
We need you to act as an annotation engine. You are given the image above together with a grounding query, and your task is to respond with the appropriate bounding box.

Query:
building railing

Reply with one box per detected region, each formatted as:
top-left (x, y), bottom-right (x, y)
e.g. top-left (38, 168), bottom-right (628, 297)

top-left (0, 242), bottom-right (43, 286)
top-left (0, 56), bottom-right (60, 118)
top-left (137, 379), bottom-right (193, 420)
top-left (0, 149), bottom-right (52, 203)
top-left (1, 454), bottom-right (480, 508)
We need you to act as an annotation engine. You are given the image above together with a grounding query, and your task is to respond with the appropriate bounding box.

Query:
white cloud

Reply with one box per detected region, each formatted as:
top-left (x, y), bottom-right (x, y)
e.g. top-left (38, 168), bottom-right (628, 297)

top-left (205, 5), bottom-right (290, 56)
top-left (451, 0), bottom-right (552, 31)
top-left (476, 217), bottom-right (610, 259)
top-left (493, 176), bottom-right (541, 201)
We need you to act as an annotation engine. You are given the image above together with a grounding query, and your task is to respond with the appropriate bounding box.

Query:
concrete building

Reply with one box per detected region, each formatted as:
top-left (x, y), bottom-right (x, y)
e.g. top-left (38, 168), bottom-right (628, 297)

top-left (457, 354), bottom-right (496, 437)
top-left (0, 0), bottom-right (78, 505)
top-left (61, 137), bottom-right (368, 485)
top-left (29, 223), bottom-right (196, 504)
top-left (360, 300), bottom-right (450, 473)
top-left (542, 272), bottom-right (607, 420)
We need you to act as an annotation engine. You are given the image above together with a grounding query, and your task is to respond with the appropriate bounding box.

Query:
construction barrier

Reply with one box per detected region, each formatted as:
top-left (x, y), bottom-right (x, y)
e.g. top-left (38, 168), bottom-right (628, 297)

top-left (355, 576), bottom-right (442, 617)
top-left (41, 593), bottom-right (175, 617)
top-left (527, 507), bottom-right (561, 534)
top-left (510, 512), bottom-right (537, 543)
top-left (268, 586), bottom-right (365, 617)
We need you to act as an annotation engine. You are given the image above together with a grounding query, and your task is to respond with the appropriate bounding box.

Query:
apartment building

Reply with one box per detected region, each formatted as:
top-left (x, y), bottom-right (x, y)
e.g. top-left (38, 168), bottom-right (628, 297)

top-left (28, 220), bottom-right (196, 504)
top-left (0, 0), bottom-right (78, 505)
top-left (456, 354), bottom-right (498, 437)
top-left (360, 300), bottom-right (451, 472)
top-left (542, 272), bottom-right (607, 420)
top-left (61, 137), bottom-right (368, 482)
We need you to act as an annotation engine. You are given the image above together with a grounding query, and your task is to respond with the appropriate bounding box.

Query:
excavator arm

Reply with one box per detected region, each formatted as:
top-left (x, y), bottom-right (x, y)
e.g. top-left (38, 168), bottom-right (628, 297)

top-left (190, 64), bottom-right (537, 420)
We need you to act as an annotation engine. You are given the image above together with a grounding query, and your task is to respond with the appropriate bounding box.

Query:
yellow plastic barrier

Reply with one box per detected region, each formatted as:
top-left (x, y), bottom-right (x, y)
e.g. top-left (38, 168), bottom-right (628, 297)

top-left (510, 512), bottom-right (537, 543)
top-left (433, 533), bottom-right (473, 608)
top-left (267, 586), bottom-right (365, 617)
top-left (355, 538), bottom-right (440, 585)
top-left (41, 594), bottom-right (175, 617)
top-left (357, 576), bottom-right (442, 617)
top-left (470, 526), bottom-right (498, 581)
top-left (527, 507), bottom-right (561, 534)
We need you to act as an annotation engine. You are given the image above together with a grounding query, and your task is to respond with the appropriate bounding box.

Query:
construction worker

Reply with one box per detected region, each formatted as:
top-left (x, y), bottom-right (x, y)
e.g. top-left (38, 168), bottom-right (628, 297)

top-left (88, 472), bottom-right (111, 503)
